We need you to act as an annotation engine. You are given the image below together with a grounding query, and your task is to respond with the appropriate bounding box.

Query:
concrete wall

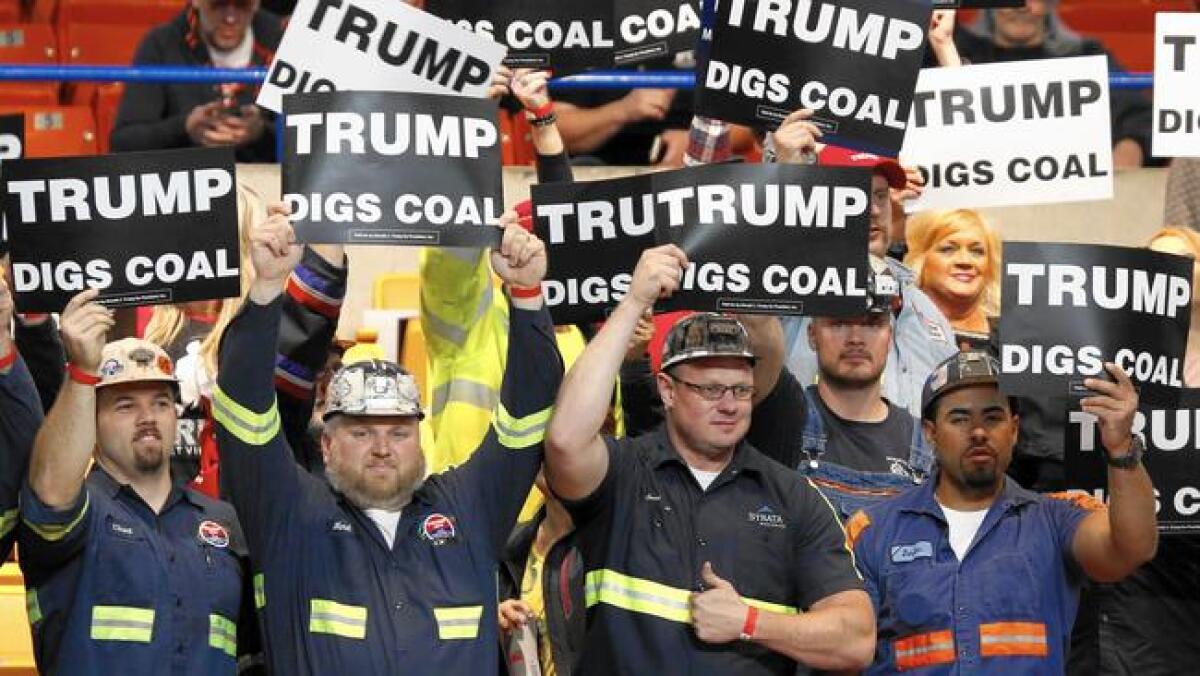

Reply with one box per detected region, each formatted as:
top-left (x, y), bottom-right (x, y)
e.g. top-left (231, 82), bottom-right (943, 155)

top-left (237, 164), bottom-right (1174, 338)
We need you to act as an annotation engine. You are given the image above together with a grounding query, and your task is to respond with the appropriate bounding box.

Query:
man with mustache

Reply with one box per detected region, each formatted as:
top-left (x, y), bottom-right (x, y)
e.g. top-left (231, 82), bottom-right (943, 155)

top-left (212, 205), bottom-right (561, 673)
top-left (748, 258), bottom-right (931, 521)
top-left (848, 351), bottom-right (1157, 673)
top-left (20, 289), bottom-right (249, 675)
top-left (544, 245), bottom-right (874, 675)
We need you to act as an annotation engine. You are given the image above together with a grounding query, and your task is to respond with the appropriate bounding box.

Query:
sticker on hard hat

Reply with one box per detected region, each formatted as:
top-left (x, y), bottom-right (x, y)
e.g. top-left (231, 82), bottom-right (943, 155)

top-left (419, 513), bottom-right (458, 546)
top-left (198, 520), bottom-right (230, 548)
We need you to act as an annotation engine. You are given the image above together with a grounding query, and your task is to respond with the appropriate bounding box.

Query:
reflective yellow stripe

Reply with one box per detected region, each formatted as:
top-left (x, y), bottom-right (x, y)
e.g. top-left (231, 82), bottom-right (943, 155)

top-left (0, 507), bottom-right (17, 539)
top-left (209, 614), bottom-right (237, 657)
top-left (23, 492), bottom-right (90, 543)
top-left (253, 573), bottom-right (265, 610)
top-left (433, 605), bottom-right (483, 640)
top-left (742, 597), bottom-right (799, 615)
top-left (90, 605), bottom-right (155, 642)
top-left (309, 599), bottom-right (367, 639)
top-left (584, 569), bottom-right (692, 624)
top-left (212, 384), bottom-right (281, 446)
top-left (493, 403), bottom-right (552, 449)
top-left (25, 589), bottom-right (41, 625)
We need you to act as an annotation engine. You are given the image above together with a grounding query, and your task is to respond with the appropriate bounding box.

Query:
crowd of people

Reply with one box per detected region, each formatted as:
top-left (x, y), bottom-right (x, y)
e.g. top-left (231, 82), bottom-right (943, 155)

top-left (0, 1), bottom-right (1198, 675)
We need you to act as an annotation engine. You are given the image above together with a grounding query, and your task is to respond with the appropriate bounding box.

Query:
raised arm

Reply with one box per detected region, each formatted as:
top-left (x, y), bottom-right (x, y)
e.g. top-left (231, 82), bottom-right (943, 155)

top-left (212, 204), bottom-right (308, 548)
top-left (27, 289), bottom-right (113, 509)
top-left (1070, 363), bottom-right (1158, 582)
top-left (737, 314), bottom-right (784, 406)
top-left (545, 245), bottom-right (688, 500)
top-left (0, 277), bottom-right (42, 557)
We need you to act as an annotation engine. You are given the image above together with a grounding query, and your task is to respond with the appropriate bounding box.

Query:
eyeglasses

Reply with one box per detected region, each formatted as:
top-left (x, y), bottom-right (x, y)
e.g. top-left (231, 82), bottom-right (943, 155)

top-left (668, 373), bottom-right (755, 401)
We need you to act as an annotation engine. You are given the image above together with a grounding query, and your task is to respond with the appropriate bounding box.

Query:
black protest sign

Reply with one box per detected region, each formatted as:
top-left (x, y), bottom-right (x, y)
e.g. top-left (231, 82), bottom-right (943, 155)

top-left (696, 0), bottom-right (931, 156)
top-left (532, 163), bottom-right (872, 323)
top-left (283, 90), bottom-right (503, 248)
top-left (4, 147), bottom-right (240, 312)
top-left (426, 0), bottom-right (614, 75)
top-left (654, 163), bottom-right (870, 315)
top-left (0, 113), bottom-right (24, 257)
top-left (533, 172), bottom-right (657, 325)
top-left (1066, 388), bottom-right (1200, 535)
top-left (613, 0), bottom-right (703, 66)
top-left (998, 243), bottom-right (1192, 405)
top-left (931, 1), bottom-right (1023, 8)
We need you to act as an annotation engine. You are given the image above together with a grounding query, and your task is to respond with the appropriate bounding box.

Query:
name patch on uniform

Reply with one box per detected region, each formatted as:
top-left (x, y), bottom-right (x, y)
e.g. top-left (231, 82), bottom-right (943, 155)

top-left (109, 520), bottom-right (136, 538)
top-left (890, 541), bottom-right (933, 563)
top-left (747, 505), bottom-right (786, 529)
top-left (198, 520), bottom-right (230, 548)
top-left (419, 513), bottom-right (458, 546)
top-left (331, 520), bottom-right (353, 533)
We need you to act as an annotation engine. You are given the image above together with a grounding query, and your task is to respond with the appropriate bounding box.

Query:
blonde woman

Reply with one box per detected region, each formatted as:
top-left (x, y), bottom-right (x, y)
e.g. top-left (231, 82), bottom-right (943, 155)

top-left (905, 209), bottom-right (1002, 351)
top-left (141, 183), bottom-right (260, 491)
top-left (1148, 226), bottom-right (1200, 387)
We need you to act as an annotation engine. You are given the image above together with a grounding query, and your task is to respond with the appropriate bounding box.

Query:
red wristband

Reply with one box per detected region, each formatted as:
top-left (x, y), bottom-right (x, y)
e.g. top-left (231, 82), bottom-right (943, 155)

top-left (740, 606), bottom-right (759, 641)
top-left (527, 101), bottom-right (555, 119)
top-left (66, 363), bottom-right (102, 386)
top-left (509, 285), bottom-right (543, 299)
top-left (0, 347), bottom-right (16, 371)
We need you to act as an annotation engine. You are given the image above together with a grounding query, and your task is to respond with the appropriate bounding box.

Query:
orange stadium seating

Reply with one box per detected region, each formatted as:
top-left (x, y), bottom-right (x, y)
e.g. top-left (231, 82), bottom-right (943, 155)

top-left (0, 103), bottom-right (97, 156)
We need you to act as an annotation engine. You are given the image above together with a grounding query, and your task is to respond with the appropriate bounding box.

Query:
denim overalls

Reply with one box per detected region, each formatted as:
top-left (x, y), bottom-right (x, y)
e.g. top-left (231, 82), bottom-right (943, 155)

top-left (797, 388), bottom-right (934, 521)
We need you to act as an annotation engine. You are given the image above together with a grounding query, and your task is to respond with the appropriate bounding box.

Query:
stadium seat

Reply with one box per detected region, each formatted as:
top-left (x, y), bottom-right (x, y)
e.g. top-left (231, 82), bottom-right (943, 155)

top-left (91, 81), bottom-right (123, 153)
top-left (508, 112), bottom-right (535, 166)
top-left (498, 108), bottom-right (515, 165)
top-left (373, 272), bottom-right (420, 311)
top-left (0, 22), bottom-right (57, 63)
top-left (0, 0), bottom-right (20, 23)
top-left (0, 82), bottom-right (60, 105)
top-left (0, 562), bottom-right (35, 676)
top-left (60, 22), bottom-right (149, 104)
top-left (1089, 30), bottom-right (1156, 72)
top-left (1060, 1), bottom-right (1195, 34)
top-left (0, 104), bottom-right (98, 156)
top-left (55, 0), bottom-right (180, 27)
top-left (400, 318), bottom-right (430, 404)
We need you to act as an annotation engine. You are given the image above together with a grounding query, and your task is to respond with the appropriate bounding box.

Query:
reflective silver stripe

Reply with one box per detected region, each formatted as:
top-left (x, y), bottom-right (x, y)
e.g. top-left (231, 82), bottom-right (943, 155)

top-left (981, 635), bottom-right (1047, 645)
top-left (211, 395), bottom-right (279, 437)
top-left (494, 417), bottom-right (548, 441)
top-left (310, 611), bottom-right (367, 628)
top-left (93, 618), bottom-right (153, 631)
top-left (897, 641), bottom-right (955, 658)
top-left (423, 284), bottom-right (495, 347)
top-left (431, 379), bottom-right (496, 416)
top-left (442, 246), bottom-right (485, 264)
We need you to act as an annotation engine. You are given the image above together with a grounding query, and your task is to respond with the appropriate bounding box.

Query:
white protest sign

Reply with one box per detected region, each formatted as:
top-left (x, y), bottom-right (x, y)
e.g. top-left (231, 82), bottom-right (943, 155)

top-left (900, 56), bottom-right (1113, 211)
top-left (1153, 12), bottom-right (1200, 157)
top-left (258, 0), bottom-right (508, 113)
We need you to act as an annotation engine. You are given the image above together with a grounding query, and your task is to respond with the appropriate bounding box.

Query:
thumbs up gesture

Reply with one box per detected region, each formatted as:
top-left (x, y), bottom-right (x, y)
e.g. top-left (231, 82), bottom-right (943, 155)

top-left (690, 562), bottom-right (748, 644)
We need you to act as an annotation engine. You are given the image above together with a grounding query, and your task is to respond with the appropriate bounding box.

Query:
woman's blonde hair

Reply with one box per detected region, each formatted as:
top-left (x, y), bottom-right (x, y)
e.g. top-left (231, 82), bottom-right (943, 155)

top-left (143, 182), bottom-right (264, 376)
top-left (905, 209), bottom-right (1003, 318)
top-left (1148, 226), bottom-right (1200, 260)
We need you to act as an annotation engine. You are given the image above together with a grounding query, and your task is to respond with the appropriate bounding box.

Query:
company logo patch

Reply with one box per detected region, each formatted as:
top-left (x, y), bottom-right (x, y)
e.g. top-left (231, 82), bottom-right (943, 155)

top-left (109, 521), bottom-right (135, 537)
top-left (419, 513), bottom-right (457, 546)
top-left (331, 520), bottom-right (353, 533)
top-left (747, 504), bottom-right (786, 529)
top-left (198, 520), bottom-right (230, 548)
top-left (99, 358), bottom-right (123, 378)
top-left (890, 541), bottom-right (933, 563)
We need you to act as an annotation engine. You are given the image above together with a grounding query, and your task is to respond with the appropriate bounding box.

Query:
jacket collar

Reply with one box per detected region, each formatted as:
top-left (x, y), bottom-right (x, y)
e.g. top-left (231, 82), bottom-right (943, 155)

top-left (898, 472), bottom-right (1037, 522)
top-left (89, 464), bottom-right (200, 512)
top-left (644, 423), bottom-right (769, 483)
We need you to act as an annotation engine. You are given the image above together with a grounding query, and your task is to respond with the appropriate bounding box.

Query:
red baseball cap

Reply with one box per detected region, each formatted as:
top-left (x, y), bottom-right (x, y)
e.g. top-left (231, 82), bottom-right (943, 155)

top-left (818, 145), bottom-right (907, 190)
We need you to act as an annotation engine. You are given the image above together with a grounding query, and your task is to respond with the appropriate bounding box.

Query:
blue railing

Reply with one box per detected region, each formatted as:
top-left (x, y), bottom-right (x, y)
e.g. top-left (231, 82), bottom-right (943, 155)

top-left (0, 65), bottom-right (1157, 90)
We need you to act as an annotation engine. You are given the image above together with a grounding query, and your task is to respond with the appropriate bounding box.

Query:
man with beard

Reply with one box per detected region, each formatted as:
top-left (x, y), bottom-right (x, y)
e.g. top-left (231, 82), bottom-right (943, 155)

top-left (847, 351), bottom-right (1157, 673)
top-left (748, 258), bottom-right (931, 522)
top-left (212, 204), bottom-right (562, 673)
top-left (20, 289), bottom-right (249, 675)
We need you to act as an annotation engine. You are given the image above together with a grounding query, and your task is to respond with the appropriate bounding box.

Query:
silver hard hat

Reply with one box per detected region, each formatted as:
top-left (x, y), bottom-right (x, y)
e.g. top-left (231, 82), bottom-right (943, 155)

top-left (322, 359), bottom-right (424, 422)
